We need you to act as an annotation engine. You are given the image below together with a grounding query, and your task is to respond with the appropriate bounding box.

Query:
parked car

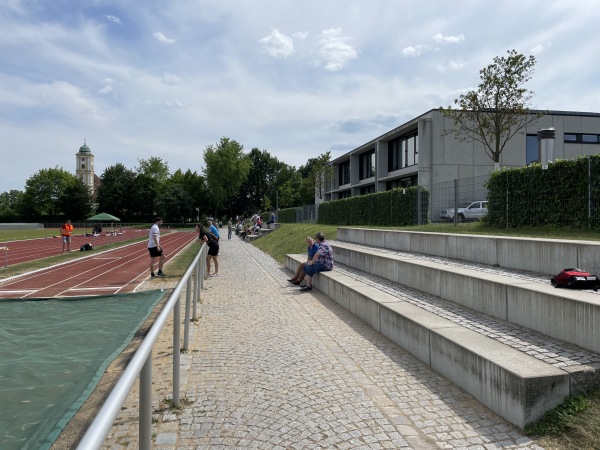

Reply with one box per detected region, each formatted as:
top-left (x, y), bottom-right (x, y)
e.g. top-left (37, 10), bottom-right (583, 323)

top-left (440, 201), bottom-right (488, 222)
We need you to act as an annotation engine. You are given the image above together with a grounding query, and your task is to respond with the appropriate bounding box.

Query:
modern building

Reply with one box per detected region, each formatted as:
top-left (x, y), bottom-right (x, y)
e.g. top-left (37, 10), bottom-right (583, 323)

top-left (325, 109), bottom-right (600, 206)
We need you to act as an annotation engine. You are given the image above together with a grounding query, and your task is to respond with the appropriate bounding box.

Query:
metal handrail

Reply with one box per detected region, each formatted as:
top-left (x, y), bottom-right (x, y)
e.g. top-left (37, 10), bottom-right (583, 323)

top-left (76, 242), bottom-right (208, 450)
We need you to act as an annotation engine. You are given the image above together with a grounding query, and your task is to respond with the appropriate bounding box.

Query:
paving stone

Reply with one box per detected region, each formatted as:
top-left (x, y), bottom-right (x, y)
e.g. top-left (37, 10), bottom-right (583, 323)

top-left (100, 238), bottom-right (547, 449)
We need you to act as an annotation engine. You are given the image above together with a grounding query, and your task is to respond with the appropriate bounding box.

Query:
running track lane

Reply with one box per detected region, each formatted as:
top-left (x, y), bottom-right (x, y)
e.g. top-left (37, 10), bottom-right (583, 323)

top-left (0, 232), bottom-right (198, 298)
top-left (0, 228), bottom-right (169, 267)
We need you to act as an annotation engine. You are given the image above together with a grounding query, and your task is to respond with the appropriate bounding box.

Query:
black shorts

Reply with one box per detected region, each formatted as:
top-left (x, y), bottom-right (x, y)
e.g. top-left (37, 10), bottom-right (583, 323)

top-left (148, 246), bottom-right (163, 257)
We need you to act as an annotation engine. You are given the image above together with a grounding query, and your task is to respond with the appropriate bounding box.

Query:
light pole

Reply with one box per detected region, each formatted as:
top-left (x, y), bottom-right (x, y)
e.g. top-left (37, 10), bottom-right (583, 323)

top-left (196, 207), bottom-right (199, 223)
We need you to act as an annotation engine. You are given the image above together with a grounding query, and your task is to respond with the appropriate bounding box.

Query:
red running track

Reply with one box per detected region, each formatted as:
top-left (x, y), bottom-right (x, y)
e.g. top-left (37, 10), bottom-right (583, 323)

top-left (0, 231), bottom-right (198, 299)
top-left (0, 228), bottom-right (170, 267)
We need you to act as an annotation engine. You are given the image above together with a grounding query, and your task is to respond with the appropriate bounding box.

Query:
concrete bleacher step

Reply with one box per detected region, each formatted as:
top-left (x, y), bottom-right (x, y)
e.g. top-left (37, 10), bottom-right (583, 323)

top-left (284, 238), bottom-right (600, 429)
top-left (336, 227), bottom-right (600, 282)
top-left (331, 240), bottom-right (600, 354)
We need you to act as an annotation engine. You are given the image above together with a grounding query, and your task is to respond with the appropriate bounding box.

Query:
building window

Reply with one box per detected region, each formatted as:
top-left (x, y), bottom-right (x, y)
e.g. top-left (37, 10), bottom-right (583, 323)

top-left (526, 134), bottom-right (539, 165)
top-left (339, 190), bottom-right (351, 199)
top-left (388, 131), bottom-right (418, 171)
top-left (388, 140), bottom-right (401, 171)
top-left (386, 175), bottom-right (418, 190)
top-left (564, 133), bottom-right (600, 144)
top-left (338, 161), bottom-right (350, 185)
top-left (359, 149), bottom-right (375, 180)
top-left (360, 185), bottom-right (375, 195)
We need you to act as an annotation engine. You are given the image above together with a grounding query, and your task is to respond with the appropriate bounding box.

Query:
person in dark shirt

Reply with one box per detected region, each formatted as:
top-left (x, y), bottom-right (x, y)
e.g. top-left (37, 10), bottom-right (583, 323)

top-left (200, 227), bottom-right (220, 277)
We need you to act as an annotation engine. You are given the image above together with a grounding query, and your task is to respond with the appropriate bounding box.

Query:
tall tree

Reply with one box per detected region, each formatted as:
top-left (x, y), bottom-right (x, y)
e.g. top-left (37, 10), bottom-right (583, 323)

top-left (0, 190), bottom-right (24, 216)
top-left (299, 152), bottom-right (334, 202)
top-left (96, 163), bottom-right (136, 218)
top-left (59, 178), bottom-right (93, 220)
top-left (170, 169), bottom-right (211, 220)
top-left (135, 157), bottom-right (170, 184)
top-left (130, 173), bottom-right (159, 219)
top-left (154, 183), bottom-right (192, 223)
top-left (21, 167), bottom-right (90, 218)
top-left (440, 49), bottom-right (543, 168)
top-left (203, 137), bottom-right (251, 217)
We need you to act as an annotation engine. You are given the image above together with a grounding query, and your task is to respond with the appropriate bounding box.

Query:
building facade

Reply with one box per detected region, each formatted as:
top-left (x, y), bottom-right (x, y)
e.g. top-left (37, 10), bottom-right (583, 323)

top-left (325, 109), bottom-right (600, 204)
top-left (75, 141), bottom-right (95, 194)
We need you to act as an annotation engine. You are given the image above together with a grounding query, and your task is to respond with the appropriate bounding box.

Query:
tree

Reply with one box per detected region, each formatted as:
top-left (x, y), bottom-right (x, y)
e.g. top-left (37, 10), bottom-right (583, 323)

top-left (59, 179), bottom-right (93, 220)
top-left (203, 137), bottom-right (251, 217)
top-left (96, 164), bottom-right (136, 218)
top-left (440, 49), bottom-right (544, 169)
top-left (21, 167), bottom-right (90, 218)
top-left (299, 152), bottom-right (334, 202)
top-left (135, 157), bottom-right (170, 184)
top-left (154, 183), bottom-right (192, 223)
top-left (130, 173), bottom-right (159, 219)
top-left (170, 169), bottom-right (211, 220)
top-left (0, 190), bottom-right (24, 216)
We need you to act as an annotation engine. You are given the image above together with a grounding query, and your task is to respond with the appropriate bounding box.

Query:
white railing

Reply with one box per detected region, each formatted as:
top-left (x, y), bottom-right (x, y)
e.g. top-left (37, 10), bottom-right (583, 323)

top-left (76, 242), bottom-right (208, 450)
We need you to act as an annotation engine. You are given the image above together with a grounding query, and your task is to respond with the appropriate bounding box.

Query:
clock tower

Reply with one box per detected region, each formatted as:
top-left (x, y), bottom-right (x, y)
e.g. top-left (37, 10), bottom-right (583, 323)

top-left (75, 140), bottom-right (95, 195)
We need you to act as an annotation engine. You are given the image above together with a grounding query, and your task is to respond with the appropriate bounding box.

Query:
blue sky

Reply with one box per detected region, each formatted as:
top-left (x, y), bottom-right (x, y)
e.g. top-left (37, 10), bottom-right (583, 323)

top-left (1, 0), bottom-right (599, 192)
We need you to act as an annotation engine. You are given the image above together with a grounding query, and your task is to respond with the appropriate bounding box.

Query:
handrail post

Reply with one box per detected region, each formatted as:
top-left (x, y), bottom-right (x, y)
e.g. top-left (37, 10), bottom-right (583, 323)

top-left (184, 278), bottom-right (191, 350)
top-left (139, 351), bottom-right (152, 450)
top-left (173, 299), bottom-right (181, 408)
top-left (193, 262), bottom-right (199, 319)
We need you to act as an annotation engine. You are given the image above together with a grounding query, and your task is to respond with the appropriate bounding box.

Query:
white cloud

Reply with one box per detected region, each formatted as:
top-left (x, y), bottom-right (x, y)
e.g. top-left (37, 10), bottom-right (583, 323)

top-left (162, 72), bottom-right (183, 85)
top-left (293, 31), bottom-right (309, 40)
top-left (436, 60), bottom-right (467, 72)
top-left (402, 45), bottom-right (430, 57)
top-left (433, 33), bottom-right (465, 43)
top-left (153, 32), bottom-right (175, 44)
top-left (259, 29), bottom-right (295, 58)
top-left (1, 0), bottom-right (600, 193)
top-left (531, 43), bottom-right (551, 54)
top-left (316, 28), bottom-right (358, 71)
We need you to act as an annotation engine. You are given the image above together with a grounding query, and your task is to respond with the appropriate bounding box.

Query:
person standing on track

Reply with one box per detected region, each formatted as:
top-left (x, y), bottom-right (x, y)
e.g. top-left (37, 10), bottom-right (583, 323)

top-left (61, 219), bottom-right (73, 253)
top-left (148, 216), bottom-right (166, 278)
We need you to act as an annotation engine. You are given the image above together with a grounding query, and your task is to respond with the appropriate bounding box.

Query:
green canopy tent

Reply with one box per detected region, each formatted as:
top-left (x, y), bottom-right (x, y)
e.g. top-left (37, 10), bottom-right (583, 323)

top-left (85, 213), bottom-right (121, 236)
top-left (86, 213), bottom-right (121, 222)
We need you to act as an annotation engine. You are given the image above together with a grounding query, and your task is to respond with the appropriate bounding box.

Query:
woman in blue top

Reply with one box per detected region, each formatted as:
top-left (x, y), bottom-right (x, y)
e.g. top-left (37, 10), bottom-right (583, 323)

top-left (288, 236), bottom-right (319, 286)
top-left (208, 220), bottom-right (220, 240)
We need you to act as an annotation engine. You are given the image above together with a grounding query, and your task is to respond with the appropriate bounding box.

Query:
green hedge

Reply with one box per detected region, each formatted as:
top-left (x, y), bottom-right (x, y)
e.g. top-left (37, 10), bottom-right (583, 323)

top-left (277, 208), bottom-right (298, 223)
top-left (486, 155), bottom-right (600, 227)
top-left (318, 187), bottom-right (428, 226)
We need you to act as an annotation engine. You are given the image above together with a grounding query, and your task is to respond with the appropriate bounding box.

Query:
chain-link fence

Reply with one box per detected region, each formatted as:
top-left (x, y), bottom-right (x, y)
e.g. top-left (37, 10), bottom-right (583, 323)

top-left (427, 175), bottom-right (490, 224)
top-left (296, 204), bottom-right (318, 223)
top-left (426, 155), bottom-right (600, 227)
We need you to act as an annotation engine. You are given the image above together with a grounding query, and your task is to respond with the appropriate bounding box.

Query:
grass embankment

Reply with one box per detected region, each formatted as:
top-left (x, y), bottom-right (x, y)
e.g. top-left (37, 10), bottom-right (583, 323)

top-left (2, 222), bottom-right (599, 448)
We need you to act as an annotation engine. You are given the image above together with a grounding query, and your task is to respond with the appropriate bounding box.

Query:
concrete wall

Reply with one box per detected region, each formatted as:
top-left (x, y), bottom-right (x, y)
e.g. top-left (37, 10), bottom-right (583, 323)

top-left (337, 227), bottom-right (600, 276)
top-left (0, 223), bottom-right (44, 230)
top-left (284, 253), bottom-right (572, 429)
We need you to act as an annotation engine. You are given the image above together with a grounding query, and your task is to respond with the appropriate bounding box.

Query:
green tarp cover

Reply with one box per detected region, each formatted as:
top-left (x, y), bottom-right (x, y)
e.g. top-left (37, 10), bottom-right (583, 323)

top-left (0, 290), bottom-right (165, 450)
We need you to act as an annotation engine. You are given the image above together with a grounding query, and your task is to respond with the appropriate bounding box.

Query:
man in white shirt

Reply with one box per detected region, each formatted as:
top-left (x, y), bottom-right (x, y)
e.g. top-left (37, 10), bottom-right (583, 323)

top-left (148, 216), bottom-right (166, 278)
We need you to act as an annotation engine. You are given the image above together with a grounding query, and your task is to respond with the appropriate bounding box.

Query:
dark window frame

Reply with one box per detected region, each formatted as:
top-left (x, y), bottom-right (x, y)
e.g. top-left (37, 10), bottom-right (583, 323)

top-left (564, 133), bottom-right (600, 144)
top-left (359, 149), bottom-right (376, 180)
top-left (338, 160), bottom-right (350, 186)
top-left (388, 131), bottom-right (418, 171)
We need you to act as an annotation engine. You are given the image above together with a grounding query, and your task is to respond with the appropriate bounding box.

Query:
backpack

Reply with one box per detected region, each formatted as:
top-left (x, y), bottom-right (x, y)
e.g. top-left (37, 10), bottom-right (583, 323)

top-left (550, 268), bottom-right (599, 290)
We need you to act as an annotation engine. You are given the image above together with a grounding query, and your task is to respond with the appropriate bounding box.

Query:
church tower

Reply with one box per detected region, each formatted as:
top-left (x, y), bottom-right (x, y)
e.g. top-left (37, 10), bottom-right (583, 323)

top-left (76, 140), bottom-right (95, 195)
